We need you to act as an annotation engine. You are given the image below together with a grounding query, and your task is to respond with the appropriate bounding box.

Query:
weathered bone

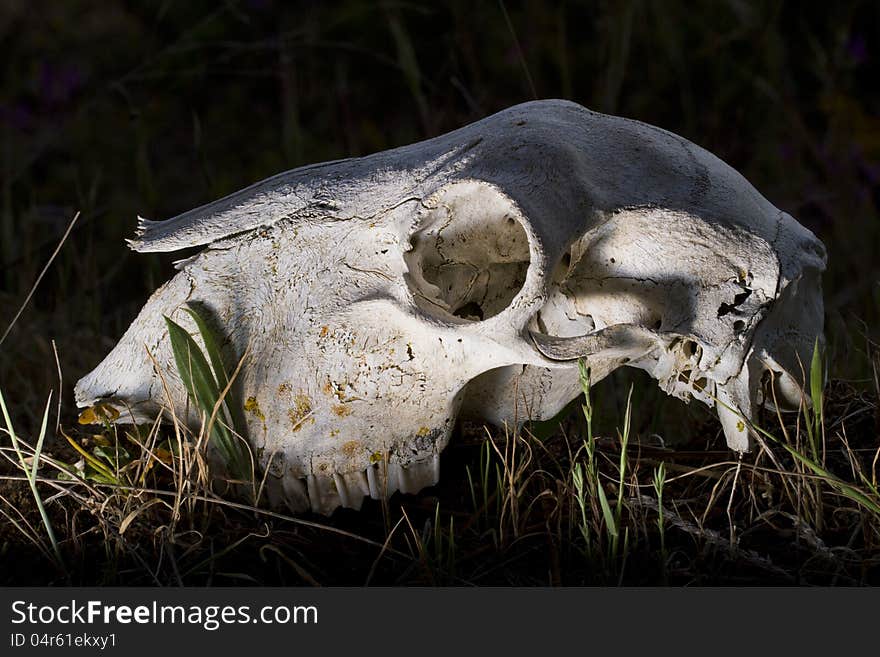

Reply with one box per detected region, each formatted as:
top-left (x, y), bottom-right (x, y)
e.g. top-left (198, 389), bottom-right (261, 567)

top-left (75, 99), bottom-right (826, 514)
top-left (531, 324), bottom-right (665, 362)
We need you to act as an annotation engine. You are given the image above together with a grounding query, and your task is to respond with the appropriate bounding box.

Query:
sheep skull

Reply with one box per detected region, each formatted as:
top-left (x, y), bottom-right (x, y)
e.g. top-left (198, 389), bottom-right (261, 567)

top-left (75, 100), bottom-right (826, 514)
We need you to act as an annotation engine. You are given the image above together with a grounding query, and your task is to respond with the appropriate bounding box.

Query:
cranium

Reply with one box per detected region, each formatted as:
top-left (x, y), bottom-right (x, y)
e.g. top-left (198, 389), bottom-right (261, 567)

top-left (75, 99), bottom-right (826, 514)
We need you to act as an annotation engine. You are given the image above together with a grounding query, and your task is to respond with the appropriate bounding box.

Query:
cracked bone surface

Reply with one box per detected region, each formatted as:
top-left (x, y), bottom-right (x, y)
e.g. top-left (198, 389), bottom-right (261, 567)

top-left (75, 99), bottom-right (826, 514)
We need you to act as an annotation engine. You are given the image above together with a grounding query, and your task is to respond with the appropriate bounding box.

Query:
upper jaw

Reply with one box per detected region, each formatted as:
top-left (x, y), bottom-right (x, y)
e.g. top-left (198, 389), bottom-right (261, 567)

top-left (526, 307), bottom-right (819, 454)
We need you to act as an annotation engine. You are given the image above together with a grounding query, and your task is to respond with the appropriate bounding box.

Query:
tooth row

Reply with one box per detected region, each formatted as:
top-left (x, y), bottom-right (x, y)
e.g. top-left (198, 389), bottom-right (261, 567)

top-left (265, 454), bottom-right (441, 515)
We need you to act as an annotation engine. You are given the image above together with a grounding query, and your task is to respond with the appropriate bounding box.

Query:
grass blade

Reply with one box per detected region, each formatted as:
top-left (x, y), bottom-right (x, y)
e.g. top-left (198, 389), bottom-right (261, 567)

top-left (809, 338), bottom-right (824, 455)
top-left (0, 389), bottom-right (64, 569)
top-left (183, 306), bottom-right (230, 397)
top-left (597, 480), bottom-right (617, 540)
top-left (165, 314), bottom-right (247, 479)
top-left (61, 430), bottom-right (118, 484)
top-left (182, 304), bottom-right (249, 445)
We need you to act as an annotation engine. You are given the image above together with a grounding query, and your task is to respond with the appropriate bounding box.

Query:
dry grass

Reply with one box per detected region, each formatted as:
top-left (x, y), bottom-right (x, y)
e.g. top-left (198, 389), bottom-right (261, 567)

top-left (1, 341), bottom-right (878, 586)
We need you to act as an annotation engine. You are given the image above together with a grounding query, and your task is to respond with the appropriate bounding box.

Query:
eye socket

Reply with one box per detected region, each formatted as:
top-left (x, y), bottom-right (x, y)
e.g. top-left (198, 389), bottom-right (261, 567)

top-left (404, 182), bottom-right (530, 322)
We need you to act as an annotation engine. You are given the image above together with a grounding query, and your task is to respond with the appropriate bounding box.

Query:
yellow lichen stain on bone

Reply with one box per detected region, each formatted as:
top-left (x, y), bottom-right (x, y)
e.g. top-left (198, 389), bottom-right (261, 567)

top-left (416, 426), bottom-right (431, 437)
top-left (332, 404), bottom-right (352, 418)
top-left (319, 326), bottom-right (330, 338)
top-left (244, 396), bottom-right (265, 421)
top-left (78, 403), bottom-right (120, 425)
top-left (341, 440), bottom-right (360, 457)
top-left (288, 394), bottom-right (315, 432)
top-left (277, 382), bottom-right (292, 396)
top-left (369, 451), bottom-right (384, 464)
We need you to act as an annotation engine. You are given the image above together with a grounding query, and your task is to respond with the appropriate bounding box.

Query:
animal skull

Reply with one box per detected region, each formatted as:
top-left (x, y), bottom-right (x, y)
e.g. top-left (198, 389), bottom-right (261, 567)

top-left (75, 100), bottom-right (826, 514)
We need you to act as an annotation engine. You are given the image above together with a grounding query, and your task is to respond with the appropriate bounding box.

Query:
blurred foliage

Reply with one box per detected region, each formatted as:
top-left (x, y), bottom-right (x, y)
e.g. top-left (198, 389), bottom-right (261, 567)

top-left (0, 0), bottom-right (878, 429)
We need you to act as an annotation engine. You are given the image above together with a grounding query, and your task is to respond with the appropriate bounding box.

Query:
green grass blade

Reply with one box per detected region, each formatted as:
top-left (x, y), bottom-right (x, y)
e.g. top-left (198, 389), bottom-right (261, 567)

top-left (810, 339), bottom-right (823, 417)
top-left (31, 391), bottom-right (51, 481)
top-left (182, 305), bottom-right (250, 455)
top-left (784, 443), bottom-right (880, 515)
top-left (572, 462), bottom-right (592, 557)
top-left (653, 462), bottom-right (667, 572)
top-left (597, 480), bottom-right (617, 539)
top-left (165, 314), bottom-right (243, 477)
top-left (809, 338), bottom-right (824, 448)
top-left (617, 385), bottom-right (633, 518)
top-left (750, 420), bottom-right (880, 516)
top-left (182, 307), bottom-right (241, 402)
top-left (0, 390), bottom-right (63, 569)
top-left (61, 431), bottom-right (118, 483)
top-left (183, 306), bottom-right (230, 394)
top-left (578, 359), bottom-right (593, 423)
top-left (165, 315), bottom-right (220, 409)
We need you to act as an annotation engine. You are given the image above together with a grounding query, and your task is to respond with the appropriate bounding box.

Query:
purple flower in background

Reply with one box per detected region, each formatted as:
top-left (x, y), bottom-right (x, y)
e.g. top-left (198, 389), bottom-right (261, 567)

top-left (862, 161), bottom-right (880, 186)
top-left (39, 62), bottom-right (84, 105)
top-left (846, 34), bottom-right (867, 65)
top-left (0, 102), bottom-right (33, 132)
top-left (779, 142), bottom-right (795, 162)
